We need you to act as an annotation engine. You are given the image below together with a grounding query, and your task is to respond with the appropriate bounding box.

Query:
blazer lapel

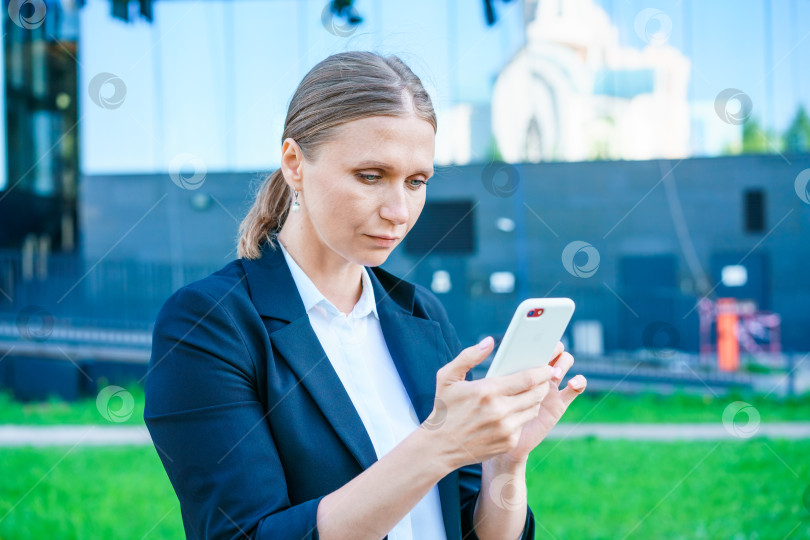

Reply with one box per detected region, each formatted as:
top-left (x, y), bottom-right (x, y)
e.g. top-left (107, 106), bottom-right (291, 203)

top-left (367, 270), bottom-right (447, 424)
top-left (241, 241), bottom-right (377, 470)
top-left (269, 319), bottom-right (380, 470)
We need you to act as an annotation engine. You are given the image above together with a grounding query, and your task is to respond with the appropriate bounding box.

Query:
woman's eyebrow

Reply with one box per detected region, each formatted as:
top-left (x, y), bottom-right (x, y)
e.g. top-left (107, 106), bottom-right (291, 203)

top-left (355, 160), bottom-right (433, 177)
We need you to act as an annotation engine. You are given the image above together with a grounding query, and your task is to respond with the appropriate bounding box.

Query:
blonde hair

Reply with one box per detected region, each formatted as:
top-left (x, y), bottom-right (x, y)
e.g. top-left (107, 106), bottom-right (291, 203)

top-left (237, 51), bottom-right (437, 259)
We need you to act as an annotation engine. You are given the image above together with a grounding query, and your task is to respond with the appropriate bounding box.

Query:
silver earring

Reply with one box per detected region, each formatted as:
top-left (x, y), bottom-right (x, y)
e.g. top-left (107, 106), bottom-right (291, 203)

top-left (292, 189), bottom-right (300, 212)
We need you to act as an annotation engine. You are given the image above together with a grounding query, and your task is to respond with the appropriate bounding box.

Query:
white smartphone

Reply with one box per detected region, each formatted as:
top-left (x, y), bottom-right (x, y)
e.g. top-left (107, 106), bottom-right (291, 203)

top-left (484, 298), bottom-right (576, 378)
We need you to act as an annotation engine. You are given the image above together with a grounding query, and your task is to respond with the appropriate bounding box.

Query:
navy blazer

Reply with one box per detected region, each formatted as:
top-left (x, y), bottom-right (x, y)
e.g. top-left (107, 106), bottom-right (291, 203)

top-left (144, 239), bottom-right (536, 539)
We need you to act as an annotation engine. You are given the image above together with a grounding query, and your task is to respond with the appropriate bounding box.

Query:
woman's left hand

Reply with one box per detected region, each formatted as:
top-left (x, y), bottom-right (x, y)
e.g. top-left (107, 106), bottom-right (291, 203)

top-left (500, 342), bottom-right (587, 464)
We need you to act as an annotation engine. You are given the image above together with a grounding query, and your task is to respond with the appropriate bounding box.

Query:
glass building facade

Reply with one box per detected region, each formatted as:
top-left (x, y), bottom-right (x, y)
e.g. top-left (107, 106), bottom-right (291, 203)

top-left (2, 0), bottom-right (79, 252)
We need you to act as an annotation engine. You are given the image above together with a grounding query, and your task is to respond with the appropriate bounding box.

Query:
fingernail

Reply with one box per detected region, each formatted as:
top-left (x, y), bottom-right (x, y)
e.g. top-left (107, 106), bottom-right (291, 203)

top-left (477, 336), bottom-right (493, 350)
top-left (552, 367), bottom-right (563, 379)
top-left (570, 376), bottom-right (586, 390)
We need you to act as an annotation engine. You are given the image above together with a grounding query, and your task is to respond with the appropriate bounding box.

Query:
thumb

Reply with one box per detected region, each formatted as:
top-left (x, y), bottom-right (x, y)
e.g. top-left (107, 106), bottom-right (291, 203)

top-left (439, 336), bottom-right (494, 385)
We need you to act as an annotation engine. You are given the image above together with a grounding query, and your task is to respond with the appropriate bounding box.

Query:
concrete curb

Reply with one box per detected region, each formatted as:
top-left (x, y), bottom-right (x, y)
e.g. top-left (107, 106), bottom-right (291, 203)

top-left (2, 422), bottom-right (810, 447)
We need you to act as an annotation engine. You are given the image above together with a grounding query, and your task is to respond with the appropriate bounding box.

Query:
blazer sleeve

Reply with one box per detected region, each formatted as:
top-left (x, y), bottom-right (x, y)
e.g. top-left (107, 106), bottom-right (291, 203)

top-left (418, 286), bottom-right (537, 540)
top-left (144, 285), bottom-right (323, 540)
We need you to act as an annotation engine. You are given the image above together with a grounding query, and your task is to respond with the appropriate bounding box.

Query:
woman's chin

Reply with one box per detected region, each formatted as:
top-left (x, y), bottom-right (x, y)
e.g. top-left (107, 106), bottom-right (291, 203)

top-left (361, 252), bottom-right (391, 268)
top-left (354, 246), bottom-right (394, 267)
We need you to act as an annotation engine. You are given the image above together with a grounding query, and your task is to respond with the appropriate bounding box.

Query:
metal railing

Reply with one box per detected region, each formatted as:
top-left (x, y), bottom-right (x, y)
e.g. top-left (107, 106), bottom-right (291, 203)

top-left (0, 248), bottom-right (220, 330)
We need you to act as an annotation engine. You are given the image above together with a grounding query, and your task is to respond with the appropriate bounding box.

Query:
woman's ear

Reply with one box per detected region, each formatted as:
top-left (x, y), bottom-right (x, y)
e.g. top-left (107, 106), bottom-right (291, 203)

top-left (280, 138), bottom-right (304, 189)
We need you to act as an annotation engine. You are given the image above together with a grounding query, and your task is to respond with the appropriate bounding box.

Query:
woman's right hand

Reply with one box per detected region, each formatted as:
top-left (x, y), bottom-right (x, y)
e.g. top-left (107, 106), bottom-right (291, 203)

top-left (422, 336), bottom-right (556, 470)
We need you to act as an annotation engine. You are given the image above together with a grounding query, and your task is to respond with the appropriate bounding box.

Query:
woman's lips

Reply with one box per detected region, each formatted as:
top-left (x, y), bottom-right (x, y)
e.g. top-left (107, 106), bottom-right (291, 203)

top-left (366, 234), bottom-right (399, 247)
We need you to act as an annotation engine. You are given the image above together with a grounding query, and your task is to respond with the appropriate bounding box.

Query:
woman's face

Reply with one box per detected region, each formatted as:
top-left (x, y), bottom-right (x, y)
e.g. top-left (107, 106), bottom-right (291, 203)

top-left (290, 114), bottom-right (435, 267)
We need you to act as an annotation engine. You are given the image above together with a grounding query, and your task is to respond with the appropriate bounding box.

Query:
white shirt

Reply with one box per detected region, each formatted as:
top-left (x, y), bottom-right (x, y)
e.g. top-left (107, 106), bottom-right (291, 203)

top-left (277, 242), bottom-right (447, 540)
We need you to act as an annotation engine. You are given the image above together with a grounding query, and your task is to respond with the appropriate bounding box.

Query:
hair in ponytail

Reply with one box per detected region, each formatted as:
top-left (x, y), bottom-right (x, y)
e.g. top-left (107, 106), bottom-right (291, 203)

top-left (236, 51), bottom-right (436, 260)
top-left (237, 169), bottom-right (289, 259)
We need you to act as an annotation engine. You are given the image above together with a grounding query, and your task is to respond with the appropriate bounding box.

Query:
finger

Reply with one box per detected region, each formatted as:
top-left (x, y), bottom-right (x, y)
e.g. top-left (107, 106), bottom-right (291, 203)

top-left (439, 336), bottom-right (494, 385)
top-left (559, 375), bottom-right (587, 407)
top-left (512, 400), bottom-right (543, 428)
top-left (548, 341), bottom-right (565, 365)
top-left (491, 365), bottom-right (554, 396)
top-left (509, 380), bottom-right (551, 411)
top-left (550, 352), bottom-right (575, 384)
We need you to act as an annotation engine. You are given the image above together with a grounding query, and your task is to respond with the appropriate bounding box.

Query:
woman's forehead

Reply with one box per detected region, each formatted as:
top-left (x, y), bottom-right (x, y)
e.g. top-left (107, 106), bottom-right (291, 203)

top-left (325, 115), bottom-right (435, 170)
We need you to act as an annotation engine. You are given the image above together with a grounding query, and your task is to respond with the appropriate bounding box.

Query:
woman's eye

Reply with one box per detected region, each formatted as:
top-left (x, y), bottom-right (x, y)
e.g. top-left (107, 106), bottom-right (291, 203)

top-left (356, 173), bottom-right (427, 189)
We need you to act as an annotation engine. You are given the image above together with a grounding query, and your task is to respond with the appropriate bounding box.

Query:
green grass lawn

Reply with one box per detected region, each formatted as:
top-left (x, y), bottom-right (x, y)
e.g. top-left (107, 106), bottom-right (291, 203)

top-left (0, 446), bottom-right (182, 540)
top-left (558, 390), bottom-right (810, 424)
top-left (1, 384), bottom-right (808, 425)
top-left (527, 438), bottom-right (810, 539)
top-left (0, 384), bottom-right (146, 425)
top-left (1, 439), bottom-right (808, 539)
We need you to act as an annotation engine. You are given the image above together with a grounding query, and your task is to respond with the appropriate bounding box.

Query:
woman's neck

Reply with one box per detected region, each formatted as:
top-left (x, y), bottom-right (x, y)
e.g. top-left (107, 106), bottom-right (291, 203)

top-left (276, 223), bottom-right (363, 315)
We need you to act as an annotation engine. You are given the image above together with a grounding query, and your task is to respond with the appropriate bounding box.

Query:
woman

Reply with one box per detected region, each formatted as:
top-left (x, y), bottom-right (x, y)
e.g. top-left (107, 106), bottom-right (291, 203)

top-left (145, 50), bottom-right (587, 540)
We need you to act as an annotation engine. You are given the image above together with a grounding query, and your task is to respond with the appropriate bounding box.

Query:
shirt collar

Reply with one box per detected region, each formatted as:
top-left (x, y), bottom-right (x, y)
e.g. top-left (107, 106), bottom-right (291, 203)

top-left (277, 239), bottom-right (378, 320)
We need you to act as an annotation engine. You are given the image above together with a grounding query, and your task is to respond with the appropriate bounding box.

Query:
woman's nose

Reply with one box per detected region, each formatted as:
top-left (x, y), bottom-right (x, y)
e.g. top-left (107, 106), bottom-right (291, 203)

top-left (379, 187), bottom-right (409, 225)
